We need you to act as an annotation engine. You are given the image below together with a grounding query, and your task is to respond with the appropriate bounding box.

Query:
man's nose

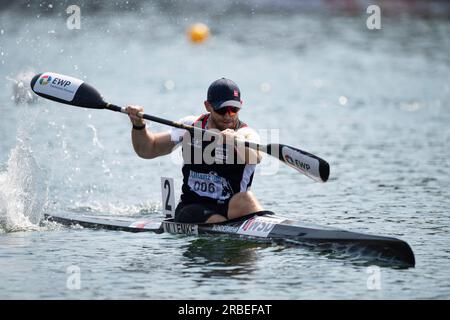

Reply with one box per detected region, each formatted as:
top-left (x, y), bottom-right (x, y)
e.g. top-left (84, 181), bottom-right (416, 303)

top-left (224, 111), bottom-right (233, 118)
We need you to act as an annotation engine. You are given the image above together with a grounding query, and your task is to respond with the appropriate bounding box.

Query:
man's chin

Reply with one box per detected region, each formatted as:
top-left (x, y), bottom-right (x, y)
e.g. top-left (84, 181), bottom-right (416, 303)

top-left (222, 121), bottom-right (235, 130)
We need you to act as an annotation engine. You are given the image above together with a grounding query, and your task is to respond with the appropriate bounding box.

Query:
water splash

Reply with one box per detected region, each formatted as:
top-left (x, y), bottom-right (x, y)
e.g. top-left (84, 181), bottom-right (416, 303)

top-left (6, 70), bottom-right (38, 105)
top-left (0, 144), bottom-right (48, 232)
top-left (87, 124), bottom-right (104, 149)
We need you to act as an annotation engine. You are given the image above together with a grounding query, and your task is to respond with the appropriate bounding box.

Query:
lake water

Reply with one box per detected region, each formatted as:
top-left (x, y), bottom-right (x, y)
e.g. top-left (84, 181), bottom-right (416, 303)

top-left (0, 0), bottom-right (449, 299)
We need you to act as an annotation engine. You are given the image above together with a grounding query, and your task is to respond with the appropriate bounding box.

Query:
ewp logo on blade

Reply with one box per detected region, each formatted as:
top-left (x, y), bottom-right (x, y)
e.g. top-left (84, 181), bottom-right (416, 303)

top-left (285, 154), bottom-right (310, 171)
top-left (39, 74), bottom-right (72, 88)
top-left (39, 75), bottom-right (52, 85)
top-left (33, 72), bottom-right (82, 102)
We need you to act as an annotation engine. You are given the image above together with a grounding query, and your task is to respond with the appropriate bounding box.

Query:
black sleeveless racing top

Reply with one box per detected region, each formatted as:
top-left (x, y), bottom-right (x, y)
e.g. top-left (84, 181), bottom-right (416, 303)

top-left (179, 114), bottom-right (256, 206)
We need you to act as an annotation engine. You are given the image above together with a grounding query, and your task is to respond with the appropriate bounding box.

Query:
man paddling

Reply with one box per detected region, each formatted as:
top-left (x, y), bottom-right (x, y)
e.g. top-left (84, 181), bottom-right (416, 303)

top-left (126, 78), bottom-right (263, 223)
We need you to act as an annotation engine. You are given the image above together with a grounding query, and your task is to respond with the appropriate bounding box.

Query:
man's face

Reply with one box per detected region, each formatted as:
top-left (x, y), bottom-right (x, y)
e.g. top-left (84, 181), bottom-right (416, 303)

top-left (205, 101), bottom-right (241, 131)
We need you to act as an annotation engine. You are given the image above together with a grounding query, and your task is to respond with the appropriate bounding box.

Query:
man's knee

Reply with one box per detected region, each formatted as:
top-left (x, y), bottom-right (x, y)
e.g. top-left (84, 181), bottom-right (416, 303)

top-left (230, 191), bottom-right (256, 204)
top-left (205, 214), bottom-right (227, 224)
top-left (228, 191), bottom-right (262, 212)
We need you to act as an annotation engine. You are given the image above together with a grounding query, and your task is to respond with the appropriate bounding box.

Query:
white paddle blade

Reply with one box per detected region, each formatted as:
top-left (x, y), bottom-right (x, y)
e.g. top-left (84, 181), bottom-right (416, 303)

top-left (32, 72), bottom-right (84, 102)
top-left (268, 144), bottom-right (330, 182)
top-left (281, 146), bottom-right (321, 181)
top-left (30, 72), bottom-right (106, 109)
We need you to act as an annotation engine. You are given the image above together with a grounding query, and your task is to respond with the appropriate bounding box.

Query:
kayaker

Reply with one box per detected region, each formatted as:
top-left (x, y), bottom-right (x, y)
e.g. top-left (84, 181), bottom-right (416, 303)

top-left (126, 78), bottom-right (263, 223)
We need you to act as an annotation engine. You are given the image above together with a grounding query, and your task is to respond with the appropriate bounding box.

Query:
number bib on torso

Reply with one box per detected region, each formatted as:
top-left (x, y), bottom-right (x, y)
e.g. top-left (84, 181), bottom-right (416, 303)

top-left (187, 171), bottom-right (233, 201)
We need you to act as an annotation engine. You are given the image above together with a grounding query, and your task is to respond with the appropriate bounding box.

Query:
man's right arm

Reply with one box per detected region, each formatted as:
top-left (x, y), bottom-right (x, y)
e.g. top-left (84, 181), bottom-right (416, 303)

top-left (131, 129), bottom-right (175, 159)
top-left (127, 105), bottom-right (176, 159)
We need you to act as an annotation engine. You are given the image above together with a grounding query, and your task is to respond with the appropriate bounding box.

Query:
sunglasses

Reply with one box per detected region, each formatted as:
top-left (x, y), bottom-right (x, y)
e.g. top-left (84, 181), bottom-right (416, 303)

top-left (214, 106), bottom-right (240, 116)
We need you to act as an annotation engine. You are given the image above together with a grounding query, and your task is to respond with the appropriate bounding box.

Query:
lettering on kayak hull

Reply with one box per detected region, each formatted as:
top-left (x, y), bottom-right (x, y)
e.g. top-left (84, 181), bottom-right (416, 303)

top-left (237, 216), bottom-right (285, 237)
top-left (163, 222), bottom-right (199, 235)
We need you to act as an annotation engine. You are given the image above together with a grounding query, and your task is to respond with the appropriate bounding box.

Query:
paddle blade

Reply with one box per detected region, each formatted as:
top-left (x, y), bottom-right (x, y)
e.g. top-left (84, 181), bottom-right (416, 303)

top-left (30, 72), bottom-right (106, 109)
top-left (268, 143), bottom-right (330, 182)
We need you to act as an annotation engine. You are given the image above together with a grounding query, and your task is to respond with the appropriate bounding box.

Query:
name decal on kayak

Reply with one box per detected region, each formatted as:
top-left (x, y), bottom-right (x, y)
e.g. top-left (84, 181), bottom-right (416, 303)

top-left (163, 222), bottom-right (198, 235)
top-left (237, 217), bottom-right (277, 237)
top-left (211, 225), bottom-right (239, 234)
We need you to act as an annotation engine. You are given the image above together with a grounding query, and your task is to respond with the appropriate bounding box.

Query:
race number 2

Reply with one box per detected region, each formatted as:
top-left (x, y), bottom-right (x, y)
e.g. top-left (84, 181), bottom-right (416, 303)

top-left (161, 177), bottom-right (176, 218)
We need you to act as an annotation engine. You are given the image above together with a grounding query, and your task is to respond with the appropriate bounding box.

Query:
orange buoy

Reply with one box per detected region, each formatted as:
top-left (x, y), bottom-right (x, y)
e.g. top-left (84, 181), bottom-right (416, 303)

top-left (188, 23), bottom-right (210, 43)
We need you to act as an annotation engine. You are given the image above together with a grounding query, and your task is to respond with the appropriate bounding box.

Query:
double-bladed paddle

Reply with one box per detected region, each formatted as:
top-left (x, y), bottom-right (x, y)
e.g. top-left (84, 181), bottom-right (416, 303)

top-left (30, 72), bottom-right (330, 182)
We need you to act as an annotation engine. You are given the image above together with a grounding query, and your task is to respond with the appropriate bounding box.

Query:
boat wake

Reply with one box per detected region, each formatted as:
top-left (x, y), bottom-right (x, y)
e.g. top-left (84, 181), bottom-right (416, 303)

top-left (283, 239), bottom-right (412, 269)
top-left (0, 144), bottom-right (48, 233)
top-left (64, 201), bottom-right (161, 217)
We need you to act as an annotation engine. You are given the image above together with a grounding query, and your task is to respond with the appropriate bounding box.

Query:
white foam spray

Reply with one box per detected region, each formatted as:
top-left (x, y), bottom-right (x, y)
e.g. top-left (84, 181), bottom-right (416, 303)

top-left (0, 141), bottom-right (48, 233)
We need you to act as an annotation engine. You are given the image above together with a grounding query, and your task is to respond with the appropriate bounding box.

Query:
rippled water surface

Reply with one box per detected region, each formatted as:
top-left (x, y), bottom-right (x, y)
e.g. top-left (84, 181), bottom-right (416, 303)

top-left (0, 1), bottom-right (449, 299)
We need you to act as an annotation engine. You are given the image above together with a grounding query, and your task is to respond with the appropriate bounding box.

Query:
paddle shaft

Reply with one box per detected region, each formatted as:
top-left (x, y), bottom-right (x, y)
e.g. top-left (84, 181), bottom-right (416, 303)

top-left (105, 103), bottom-right (264, 152)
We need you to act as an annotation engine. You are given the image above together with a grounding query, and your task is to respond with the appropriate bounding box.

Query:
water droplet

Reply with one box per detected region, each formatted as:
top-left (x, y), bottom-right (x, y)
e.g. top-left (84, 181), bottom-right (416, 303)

top-left (260, 82), bottom-right (271, 93)
top-left (164, 80), bottom-right (175, 91)
top-left (339, 96), bottom-right (348, 106)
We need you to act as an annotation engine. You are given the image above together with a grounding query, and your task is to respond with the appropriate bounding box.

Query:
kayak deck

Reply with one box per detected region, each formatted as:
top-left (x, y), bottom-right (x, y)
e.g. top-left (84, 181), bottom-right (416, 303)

top-left (44, 211), bottom-right (415, 267)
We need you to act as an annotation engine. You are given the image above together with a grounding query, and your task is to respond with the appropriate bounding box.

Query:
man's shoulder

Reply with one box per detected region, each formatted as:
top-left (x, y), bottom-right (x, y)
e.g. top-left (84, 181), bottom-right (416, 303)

top-left (178, 115), bottom-right (200, 125)
top-left (170, 114), bottom-right (204, 143)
